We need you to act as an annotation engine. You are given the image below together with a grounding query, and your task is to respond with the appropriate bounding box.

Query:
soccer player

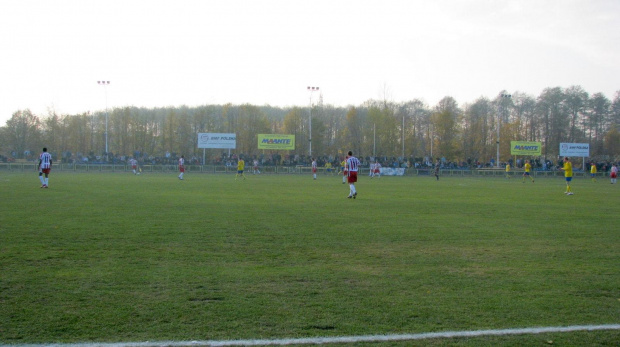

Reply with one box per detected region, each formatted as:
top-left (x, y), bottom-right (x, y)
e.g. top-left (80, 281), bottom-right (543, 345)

top-left (346, 151), bottom-right (360, 199)
top-left (522, 160), bottom-right (534, 183)
top-left (311, 158), bottom-right (317, 180)
top-left (235, 157), bottom-right (246, 180)
top-left (610, 164), bottom-right (617, 184)
top-left (129, 157), bottom-right (138, 175)
top-left (252, 159), bottom-right (260, 174)
top-left (505, 163), bottom-right (511, 179)
top-left (38, 147), bottom-right (52, 188)
top-left (369, 161), bottom-right (379, 178)
top-left (433, 161), bottom-right (440, 181)
top-left (178, 155), bottom-right (185, 180)
top-left (324, 162), bottom-right (333, 175)
top-left (374, 161), bottom-right (381, 178)
top-left (560, 156), bottom-right (573, 195)
top-left (590, 162), bottom-right (597, 182)
top-left (340, 157), bottom-right (347, 184)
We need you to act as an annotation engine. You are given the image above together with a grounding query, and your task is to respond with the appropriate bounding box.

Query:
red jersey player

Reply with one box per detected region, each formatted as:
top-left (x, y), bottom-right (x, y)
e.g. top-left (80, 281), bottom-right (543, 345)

top-left (178, 155), bottom-right (185, 180)
top-left (311, 158), bottom-right (317, 180)
top-left (346, 151), bottom-right (360, 199)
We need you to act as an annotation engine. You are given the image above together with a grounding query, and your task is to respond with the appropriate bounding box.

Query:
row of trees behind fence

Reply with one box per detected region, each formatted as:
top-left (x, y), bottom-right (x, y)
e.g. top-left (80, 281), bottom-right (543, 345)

top-left (1, 86), bottom-right (619, 163)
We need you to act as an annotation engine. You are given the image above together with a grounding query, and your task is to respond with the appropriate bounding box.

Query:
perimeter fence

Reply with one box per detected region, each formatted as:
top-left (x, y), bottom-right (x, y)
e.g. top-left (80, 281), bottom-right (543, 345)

top-left (0, 162), bottom-right (596, 178)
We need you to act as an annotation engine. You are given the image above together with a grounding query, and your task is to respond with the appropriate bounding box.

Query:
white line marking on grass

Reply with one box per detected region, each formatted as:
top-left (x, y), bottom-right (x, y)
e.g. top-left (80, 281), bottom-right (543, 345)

top-left (5, 324), bottom-right (620, 347)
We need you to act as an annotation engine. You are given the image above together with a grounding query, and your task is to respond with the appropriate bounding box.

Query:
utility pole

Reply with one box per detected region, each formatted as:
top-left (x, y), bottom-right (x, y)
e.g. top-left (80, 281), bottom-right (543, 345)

top-left (497, 93), bottom-right (511, 168)
top-left (97, 80), bottom-right (111, 161)
top-left (307, 86), bottom-right (319, 157)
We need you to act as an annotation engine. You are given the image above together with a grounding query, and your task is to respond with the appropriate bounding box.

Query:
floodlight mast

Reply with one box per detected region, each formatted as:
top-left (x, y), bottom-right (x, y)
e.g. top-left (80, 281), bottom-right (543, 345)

top-left (307, 86), bottom-right (319, 157)
top-left (97, 80), bottom-right (110, 161)
top-left (497, 93), bottom-right (511, 168)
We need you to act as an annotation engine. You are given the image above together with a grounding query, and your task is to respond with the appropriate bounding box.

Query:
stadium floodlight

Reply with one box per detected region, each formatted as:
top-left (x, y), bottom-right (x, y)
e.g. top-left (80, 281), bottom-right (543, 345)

top-left (97, 81), bottom-right (110, 161)
top-left (497, 93), bottom-right (512, 168)
top-left (402, 114), bottom-right (405, 159)
top-left (307, 86), bottom-right (319, 157)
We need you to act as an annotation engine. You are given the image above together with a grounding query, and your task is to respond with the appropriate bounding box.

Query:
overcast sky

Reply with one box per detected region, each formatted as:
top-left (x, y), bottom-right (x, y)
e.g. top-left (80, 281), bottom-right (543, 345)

top-left (1, 0), bottom-right (619, 126)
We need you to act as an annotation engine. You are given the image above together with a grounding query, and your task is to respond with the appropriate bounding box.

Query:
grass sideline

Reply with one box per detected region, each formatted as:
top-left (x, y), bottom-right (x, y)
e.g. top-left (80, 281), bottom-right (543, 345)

top-left (0, 172), bottom-right (618, 345)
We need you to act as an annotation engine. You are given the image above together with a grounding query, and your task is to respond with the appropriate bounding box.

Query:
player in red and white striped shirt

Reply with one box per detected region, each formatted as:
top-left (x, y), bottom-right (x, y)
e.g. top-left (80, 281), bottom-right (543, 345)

top-left (38, 147), bottom-right (52, 188)
top-left (346, 151), bottom-right (361, 199)
top-left (369, 161), bottom-right (381, 178)
top-left (129, 158), bottom-right (138, 175)
top-left (311, 158), bottom-right (317, 180)
top-left (178, 155), bottom-right (185, 180)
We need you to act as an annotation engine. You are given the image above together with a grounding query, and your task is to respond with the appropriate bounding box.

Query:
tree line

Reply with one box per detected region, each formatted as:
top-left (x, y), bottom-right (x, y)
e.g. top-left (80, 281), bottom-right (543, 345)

top-left (1, 86), bottom-right (619, 165)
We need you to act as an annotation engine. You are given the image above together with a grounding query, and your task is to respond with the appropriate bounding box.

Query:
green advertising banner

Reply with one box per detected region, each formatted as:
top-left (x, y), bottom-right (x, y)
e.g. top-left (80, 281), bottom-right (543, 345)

top-left (510, 141), bottom-right (542, 155)
top-left (258, 134), bottom-right (295, 150)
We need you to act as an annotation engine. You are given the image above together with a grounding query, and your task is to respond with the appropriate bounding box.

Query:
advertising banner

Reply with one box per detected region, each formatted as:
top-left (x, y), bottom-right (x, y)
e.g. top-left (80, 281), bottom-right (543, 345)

top-left (197, 133), bottom-right (236, 149)
top-left (258, 134), bottom-right (295, 150)
top-left (510, 141), bottom-right (542, 156)
top-left (380, 168), bottom-right (406, 176)
top-left (560, 143), bottom-right (590, 157)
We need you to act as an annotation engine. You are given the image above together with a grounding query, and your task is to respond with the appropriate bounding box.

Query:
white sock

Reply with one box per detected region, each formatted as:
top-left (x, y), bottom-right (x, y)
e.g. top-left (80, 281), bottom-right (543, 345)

top-left (313, 174), bottom-right (316, 179)
top-left (350, 184), bottom-right (356, 194)
top-left (45, 177), bottom-right (49, 185)
top-left (39, 176), bottom-right (44, 185)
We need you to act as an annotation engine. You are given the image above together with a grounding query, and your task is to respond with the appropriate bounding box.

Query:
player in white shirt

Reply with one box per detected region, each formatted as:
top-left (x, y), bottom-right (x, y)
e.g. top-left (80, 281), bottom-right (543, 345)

top-left (129, 158), bottom-right (138, 175)
top-left (346, 151), bottom-right (361, 199)
top-left (611, 164), bottom-right (618, 184)
top-left (311, 158), bottom-right (317, 180)
top-left (253, 159), bottom-right (261, 174)
top-left (370, 162), bottom-right (381, 178)
top-left (178, 155), bottom-right (185, 180)
top-left (38, 147), bottom-right (52, 188)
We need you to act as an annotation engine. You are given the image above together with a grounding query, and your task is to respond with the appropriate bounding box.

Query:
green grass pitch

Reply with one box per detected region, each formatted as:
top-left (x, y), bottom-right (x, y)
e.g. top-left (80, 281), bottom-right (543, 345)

top-left (0, 172), bottom-right (619, 345)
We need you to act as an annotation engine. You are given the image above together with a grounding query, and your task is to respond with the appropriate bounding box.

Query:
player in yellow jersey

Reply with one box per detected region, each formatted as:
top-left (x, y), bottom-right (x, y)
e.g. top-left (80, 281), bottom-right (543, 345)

top-left (235, 157), bottom-right (246, 180)
top-left (505, 163), bottom-right (511, 179)
top-left (324, 162), bottom-right (333, 175)
top-left (522, 160), bottom-right (534, 183)
top-left (560, 157), bottom-right (573, 195)
top-left (340, 158), bottom-right (347, 184)
top-left (590, 162), bottom-right (597, 182)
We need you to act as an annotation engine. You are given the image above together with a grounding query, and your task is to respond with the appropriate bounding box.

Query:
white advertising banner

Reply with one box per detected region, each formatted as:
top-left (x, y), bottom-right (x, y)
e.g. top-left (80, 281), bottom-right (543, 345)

top-left (197, 133), bottom-right (236, 149)
top-left (560, 143), bottom-right (590, 157)
top-left (380, 168), bottom-right (406, 176)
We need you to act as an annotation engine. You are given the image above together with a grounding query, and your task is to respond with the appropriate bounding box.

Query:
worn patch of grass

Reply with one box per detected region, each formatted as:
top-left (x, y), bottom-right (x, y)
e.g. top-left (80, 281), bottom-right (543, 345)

top-left (0, 172), bottom-right (618, 344)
